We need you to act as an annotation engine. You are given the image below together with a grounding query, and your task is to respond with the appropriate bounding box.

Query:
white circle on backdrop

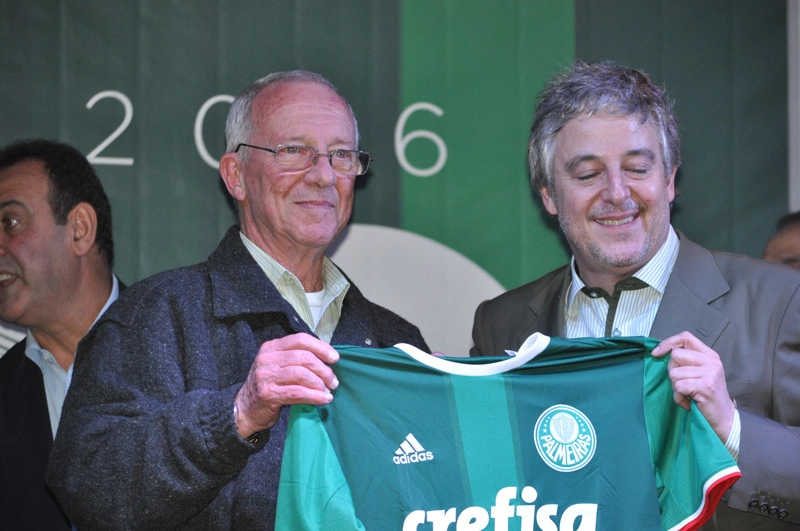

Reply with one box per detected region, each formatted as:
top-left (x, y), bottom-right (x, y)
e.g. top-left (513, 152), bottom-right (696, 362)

top-left (327, 224), bottom-right (505, 356)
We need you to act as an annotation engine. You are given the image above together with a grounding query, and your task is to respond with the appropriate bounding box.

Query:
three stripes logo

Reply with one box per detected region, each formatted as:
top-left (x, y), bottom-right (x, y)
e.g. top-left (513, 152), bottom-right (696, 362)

top-left (393, 433), bottom-right (434, 465)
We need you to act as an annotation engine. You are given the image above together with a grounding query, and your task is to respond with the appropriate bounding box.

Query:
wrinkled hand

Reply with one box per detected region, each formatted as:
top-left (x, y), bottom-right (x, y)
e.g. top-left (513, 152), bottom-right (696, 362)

top-left (234, 333), bottom-right (339, 439)
top-left (651, 331), bottom-right (735, 441)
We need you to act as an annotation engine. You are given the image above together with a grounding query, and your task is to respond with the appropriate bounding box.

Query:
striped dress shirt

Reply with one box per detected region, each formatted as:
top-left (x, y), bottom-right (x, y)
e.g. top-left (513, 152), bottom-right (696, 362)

top-left (565, 226), bottom-right (679, 339)
top-left (563, 226), bottom-right (740, 459)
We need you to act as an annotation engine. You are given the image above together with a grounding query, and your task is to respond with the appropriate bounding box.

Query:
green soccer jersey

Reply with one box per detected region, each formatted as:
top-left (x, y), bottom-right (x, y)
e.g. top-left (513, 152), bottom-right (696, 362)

top-left (276, 334), bottom-right (740, 531)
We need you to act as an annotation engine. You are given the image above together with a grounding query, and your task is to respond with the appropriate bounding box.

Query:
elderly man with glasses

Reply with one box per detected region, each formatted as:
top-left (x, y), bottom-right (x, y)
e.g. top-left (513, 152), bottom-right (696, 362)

top-left (47, 70), bottom-right (429, 530)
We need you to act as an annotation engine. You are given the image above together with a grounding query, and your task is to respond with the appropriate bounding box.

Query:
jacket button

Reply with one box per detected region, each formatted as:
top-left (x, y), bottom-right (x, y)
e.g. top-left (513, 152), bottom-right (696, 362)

top-left (769, 506), bottom-right (779, 517)
top-left (748, 499), bottom-right (760, 510)
top-left (779, 509), bottom-right (789, 520)
top-left (759, 502), bottom-right (769, 513)
top-left (364, 338), bottom-right (372, 346)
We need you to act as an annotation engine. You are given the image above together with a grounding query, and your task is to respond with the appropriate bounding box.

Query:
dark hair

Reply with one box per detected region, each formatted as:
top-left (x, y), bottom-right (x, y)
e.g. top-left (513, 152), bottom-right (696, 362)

top-left (529, 61), bottom-right (680, 194)
top-left (775, 211), bottom-right (800, 232)
top-left (0, 139), bottom-right (114, 267)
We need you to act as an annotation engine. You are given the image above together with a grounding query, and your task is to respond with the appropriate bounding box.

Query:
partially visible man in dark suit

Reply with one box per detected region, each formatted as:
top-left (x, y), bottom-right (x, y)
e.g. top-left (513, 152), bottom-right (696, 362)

top-left (471, 62), bottom-right (800, 529)
top-left (763, 210), bottom-right (800, 269)
top-left (0, 139), bottom-right (119, 530)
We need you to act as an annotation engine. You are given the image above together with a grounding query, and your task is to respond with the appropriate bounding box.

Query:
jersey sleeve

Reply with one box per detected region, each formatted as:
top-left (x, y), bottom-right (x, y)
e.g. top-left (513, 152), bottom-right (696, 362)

top-left (643, 354), bottom-right (741, 531)
top-left (276, 405), bottom-right (366, 531)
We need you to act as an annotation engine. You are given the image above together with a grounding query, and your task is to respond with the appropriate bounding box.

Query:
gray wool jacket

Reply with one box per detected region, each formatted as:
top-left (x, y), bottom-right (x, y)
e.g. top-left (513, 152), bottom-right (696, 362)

top-left (46, 226), bottom-right (428, 530)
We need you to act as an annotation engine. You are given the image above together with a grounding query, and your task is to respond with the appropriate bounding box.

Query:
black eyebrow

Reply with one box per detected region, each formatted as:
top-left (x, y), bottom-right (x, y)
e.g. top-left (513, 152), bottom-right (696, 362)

top-left (0, 199), bottom-right (24, 210)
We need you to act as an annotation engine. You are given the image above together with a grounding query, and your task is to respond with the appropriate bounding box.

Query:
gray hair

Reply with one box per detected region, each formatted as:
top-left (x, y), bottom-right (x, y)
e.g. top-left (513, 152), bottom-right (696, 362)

top-left (528, 61), bottom-right (680, 194)
top-left (224, 70), bottom-right (360, 161)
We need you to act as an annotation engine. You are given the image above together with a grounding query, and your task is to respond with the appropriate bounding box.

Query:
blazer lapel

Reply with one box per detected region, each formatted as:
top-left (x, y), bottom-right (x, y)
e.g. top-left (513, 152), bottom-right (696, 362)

top-left (650, 233), bottom-right (730, 346)
top-left (526, 266), bottom-right (570, 338)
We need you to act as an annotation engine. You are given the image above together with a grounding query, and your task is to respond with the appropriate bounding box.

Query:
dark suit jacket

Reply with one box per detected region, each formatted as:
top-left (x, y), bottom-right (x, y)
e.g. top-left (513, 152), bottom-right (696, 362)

top-left (48, 226), bottom-right (429, 530)
top-left (472, 232), bottom-right (800, 530)
top-left (0, 340), bottom-right (71, 530)
top-left (0, 277), bottom-right (123, 531)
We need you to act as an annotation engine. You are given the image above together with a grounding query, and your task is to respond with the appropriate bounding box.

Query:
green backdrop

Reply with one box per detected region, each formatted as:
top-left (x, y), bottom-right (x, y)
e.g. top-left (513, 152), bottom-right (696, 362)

top-left (576, 0), bottom-right (788, 259)
top-left (0, 0), bottom-right (788, 293)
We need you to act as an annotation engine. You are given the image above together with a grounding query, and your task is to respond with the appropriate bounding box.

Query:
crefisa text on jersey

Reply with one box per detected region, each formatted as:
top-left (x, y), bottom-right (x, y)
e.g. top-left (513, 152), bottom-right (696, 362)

top-left (402, 486), bottom-right (597, 531)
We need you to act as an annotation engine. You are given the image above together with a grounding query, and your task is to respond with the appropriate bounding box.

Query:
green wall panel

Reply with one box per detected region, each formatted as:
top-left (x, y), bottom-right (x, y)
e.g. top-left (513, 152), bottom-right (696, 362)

top-left (401, 0), bottom-right (575, 289)
top-left (576, 0), bottom-right (788, 259)
top-left (1, 0), bottom-right (788, 295)
top-left (0, 0), bottom-right (404, 285)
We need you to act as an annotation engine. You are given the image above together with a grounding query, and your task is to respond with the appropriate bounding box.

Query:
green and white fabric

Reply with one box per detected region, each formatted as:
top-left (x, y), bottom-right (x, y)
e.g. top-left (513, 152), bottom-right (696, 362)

top-left (277, 334), bottom-right (740, 531)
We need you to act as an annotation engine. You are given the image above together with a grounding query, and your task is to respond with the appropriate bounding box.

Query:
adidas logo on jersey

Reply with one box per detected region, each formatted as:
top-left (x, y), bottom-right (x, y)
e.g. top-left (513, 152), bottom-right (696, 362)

top-left (393, 433), bottom-right (434, 465)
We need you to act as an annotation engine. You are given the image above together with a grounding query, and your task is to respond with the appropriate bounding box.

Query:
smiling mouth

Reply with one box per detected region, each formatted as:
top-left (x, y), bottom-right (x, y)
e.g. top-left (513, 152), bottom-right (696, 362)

top-left (596, 215), bottom-right (635, 226)
top-left (0, 273), bottom-right (14, 287)
top-left (297, 199), bottom-right (335, 210)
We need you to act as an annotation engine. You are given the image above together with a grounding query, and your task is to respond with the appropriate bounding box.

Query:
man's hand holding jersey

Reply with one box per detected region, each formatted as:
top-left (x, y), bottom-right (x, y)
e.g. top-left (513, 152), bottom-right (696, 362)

top-left (233, 333), bottom-right (340, 439)
top-left (652, 331), bottom-right (737, 443)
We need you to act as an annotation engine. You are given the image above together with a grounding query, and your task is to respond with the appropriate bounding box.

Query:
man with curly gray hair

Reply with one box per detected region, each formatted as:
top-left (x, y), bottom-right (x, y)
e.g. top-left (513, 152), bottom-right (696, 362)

top-left (472, 61), bottom-right (800, 529)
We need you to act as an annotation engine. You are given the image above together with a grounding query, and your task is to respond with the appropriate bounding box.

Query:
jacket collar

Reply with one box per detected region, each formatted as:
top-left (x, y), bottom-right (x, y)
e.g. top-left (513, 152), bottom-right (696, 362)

top-left (527, 266), bottom-right (571, 338)
top-left (206, 226), bottom-right (298, 319)
top-left (650, 231), bottom-right (730, 345)
top-left (523, 231), bottom-right (732, 346)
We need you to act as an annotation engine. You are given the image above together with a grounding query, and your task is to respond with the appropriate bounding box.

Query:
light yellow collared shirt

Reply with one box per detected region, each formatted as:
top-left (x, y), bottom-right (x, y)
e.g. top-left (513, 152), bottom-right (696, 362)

top-left (240, 233), bottom-right (349, 343)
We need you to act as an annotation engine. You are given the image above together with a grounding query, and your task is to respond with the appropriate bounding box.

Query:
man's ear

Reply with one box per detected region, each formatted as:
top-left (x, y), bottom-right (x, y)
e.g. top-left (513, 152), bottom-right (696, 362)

top-left (666, 167), bottom-right (677, 203)
top-left (69, 202), bottom-right (98, 257)
top-left (540, 186), bottom-right (558, 216)
top-left (219, 153), bottom-right (247, 202)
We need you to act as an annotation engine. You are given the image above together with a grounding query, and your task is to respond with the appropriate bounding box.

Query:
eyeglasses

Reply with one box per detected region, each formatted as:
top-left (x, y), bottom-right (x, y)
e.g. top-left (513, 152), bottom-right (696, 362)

top-left (236, 143), bottom-right (373, 176)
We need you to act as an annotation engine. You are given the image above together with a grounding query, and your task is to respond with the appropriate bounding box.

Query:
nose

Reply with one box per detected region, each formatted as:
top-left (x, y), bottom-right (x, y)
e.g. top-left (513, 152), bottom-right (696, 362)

top-left (601, 167), bottom-right (631, 205)
top-left (306, 152), bottom-right (338, 187)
